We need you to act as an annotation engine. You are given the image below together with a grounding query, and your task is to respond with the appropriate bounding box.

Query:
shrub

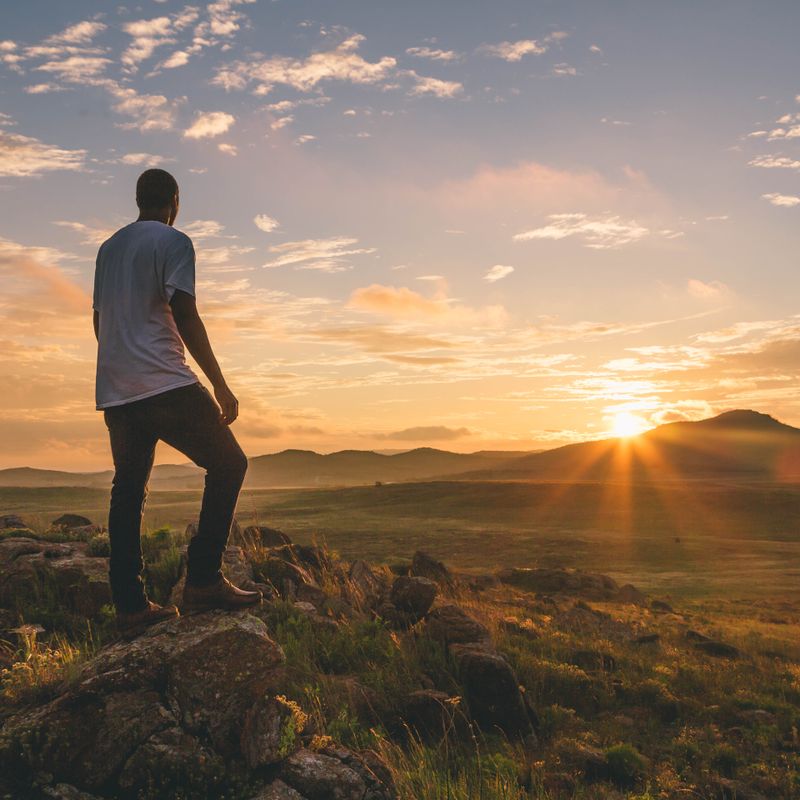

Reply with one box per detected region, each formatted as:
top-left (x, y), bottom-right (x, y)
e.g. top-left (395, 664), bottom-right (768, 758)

top-left (87, 533), bottom-right (110, 557)
top-left (605, 743), bottom-right (647, 788)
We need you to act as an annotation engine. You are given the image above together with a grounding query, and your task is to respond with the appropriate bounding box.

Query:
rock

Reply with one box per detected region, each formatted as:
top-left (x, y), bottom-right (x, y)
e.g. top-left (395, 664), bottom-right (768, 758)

top-left (241, 695), bottom-right (302, 768)
top-left (222, 544), bottom-right (256, 587)
top-left (295, 582), bottom-right (329, 610)
top-left (0, 612), bottom-right (285, 794)
top-left (51, 514), bottom-right (93, 530)
top-left (118, 726), bottom-right (224, 797)
top-left (255, 555), bottom-right (316, 597)
top-left (685, 628), bottom-right (711, 642)
top-left (68, 524), bottom-right (103, 539)
top-left (389, 576), bottom-right (437, 621)
top-left (348, 560), bottom-right (388, 610)
top-left (402, 690), bottom-right (469, 741)
top-left (42, 785), bottom-right (104, 800)
top-left (553, 738), bottom-right (608, 781)
top-left (280, 749), bottom-right (367, 800)
top-left (496, 567), bottom-right (620, 600)
top-left (737, 709), bottom-right (777, 726)
top-left (242, 526), bottom-right (293, 548)
top-left (651, 599), bottom-right (675, 613)
top-left (0, 537), bottom-right (110, 616)
top-left (552, 601), bottom-right (636, 642)
top-left (424, 604), bottom-right (491, 648)
top-left (633, 632), bottom-right (660, 645)
top-left (410, 551), bottom-right (451, 586)
top-left (455, 648), bottom-right (534, 739)
top-left (0, 514), bottom-right (27, 529)
top-left (272, 544), bottom-right (333, 576)
top-left (568, 649), bottom-right (616, 672)
top-left (694, 640), bottom-right (741, 659)
top-left (250, 780), bottom-right (308, 799)
top-left (616, 583), bottom-right (647, 605)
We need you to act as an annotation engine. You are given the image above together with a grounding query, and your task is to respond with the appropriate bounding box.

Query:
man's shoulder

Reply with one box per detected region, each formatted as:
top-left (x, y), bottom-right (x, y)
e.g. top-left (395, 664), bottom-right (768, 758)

top-left (99, 222), bottom-right (193, 255)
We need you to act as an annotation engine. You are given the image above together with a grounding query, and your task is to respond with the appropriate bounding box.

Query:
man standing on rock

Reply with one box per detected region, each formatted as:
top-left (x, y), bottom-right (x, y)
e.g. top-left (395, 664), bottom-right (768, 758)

top-left (93, 168), bottom-right (262, 634)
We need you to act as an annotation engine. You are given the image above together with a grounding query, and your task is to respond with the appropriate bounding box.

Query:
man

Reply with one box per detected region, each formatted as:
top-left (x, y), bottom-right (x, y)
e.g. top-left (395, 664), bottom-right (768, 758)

top-left (93, 168), bottom-right (261, 634)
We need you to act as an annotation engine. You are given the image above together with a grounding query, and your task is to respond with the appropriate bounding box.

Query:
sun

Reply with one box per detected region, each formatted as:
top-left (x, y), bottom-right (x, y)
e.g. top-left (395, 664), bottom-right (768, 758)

top-left (611, 411), bottom-right (649, 438)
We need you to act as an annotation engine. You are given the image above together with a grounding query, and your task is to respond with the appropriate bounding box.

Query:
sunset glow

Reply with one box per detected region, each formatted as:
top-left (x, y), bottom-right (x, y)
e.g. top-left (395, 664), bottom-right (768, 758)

top-left (2, 3), bottom-right (800, 470)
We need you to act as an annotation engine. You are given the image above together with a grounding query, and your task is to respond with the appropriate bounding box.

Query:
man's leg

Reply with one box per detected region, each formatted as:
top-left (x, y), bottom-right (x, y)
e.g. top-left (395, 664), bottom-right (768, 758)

top-left (104, 405), bottom-right (158, 614)
top-left (148, 383), bottom-right (248, 587)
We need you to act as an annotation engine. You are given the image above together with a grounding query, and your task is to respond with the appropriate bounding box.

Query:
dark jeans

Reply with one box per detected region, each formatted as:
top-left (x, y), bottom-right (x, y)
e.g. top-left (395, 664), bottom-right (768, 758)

top-left (103, 382), bottom-right (248, 613)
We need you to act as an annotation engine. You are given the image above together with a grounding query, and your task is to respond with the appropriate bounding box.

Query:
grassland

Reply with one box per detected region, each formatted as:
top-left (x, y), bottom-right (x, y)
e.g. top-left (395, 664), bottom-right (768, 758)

top-left (3, 478), bottom-right (800, 602)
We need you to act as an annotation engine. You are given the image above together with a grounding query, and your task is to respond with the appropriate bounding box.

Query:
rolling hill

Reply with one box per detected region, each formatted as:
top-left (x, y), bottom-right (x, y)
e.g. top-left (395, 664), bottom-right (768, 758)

top-left (452, 410), bottom-right (800, 482)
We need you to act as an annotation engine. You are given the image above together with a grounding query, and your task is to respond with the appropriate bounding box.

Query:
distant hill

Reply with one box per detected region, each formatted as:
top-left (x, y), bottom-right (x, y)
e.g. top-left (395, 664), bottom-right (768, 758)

top-left (243, 448), bottom-right (529, 487)
top-left (0, 449), bottom-right (530, 490)
top-left (451, 410), bottom-right (800, 482)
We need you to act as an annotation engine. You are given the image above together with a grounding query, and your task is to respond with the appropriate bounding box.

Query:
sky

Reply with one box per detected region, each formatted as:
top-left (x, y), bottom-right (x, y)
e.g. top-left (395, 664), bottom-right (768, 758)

top-left (2, 0), bottom-right (800, 470)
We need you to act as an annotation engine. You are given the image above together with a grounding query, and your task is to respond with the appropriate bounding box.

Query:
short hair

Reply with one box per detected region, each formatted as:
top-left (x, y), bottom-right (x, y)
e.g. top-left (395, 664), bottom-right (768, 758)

top-left (136, 168), bottom-right (178, 210)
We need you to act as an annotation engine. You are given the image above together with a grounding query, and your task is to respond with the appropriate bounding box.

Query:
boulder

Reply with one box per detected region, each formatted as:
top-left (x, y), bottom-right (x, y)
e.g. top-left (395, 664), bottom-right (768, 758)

top-left (455, 648), bottom-right (535, 740)
top-left (568, 649), bottom-right (616, 673)
top-left (250, 780), bottom-right (308, 799)
top-left (241, 695), bottom-right (303, 768)
top-left (424, 604), bottom-right (491, 648)
top-left (242, 526), bottom-right (293, 548)
top-left (51, 514), bottom-right (93, 530)
top-left (348, 560), bottom-right (388, 610)
top-left (496, 567), bottom-right (620, 600)
top-left (0, 514), bottom-right (27, 529)
top-left (389, 576), bottom-right (437, 621)
top-left (402, 689), bottom-right (469, 741)
top-left (410, 551), bottom-right (451, 586)
top-left (0, 612), bottom-right (284, 794)
top-left (694, 640), bottom-right (741, 659)
top-left (0, 537), bottom-right (110, 616)
top-left (616, 583), bottom-right (647, 605)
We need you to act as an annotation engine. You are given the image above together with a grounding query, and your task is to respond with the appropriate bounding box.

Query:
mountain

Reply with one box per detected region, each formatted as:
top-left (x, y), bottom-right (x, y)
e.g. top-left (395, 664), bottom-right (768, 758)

top-left (451, 410), bottom-right (800, 482)
top-left (243, 447), bottom-right (528, 487)
top-left (0, 450), bottom-right (529, 490)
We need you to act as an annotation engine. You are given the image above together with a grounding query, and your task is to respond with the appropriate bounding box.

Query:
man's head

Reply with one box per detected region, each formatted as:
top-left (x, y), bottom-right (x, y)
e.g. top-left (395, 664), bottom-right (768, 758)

top-left (136, 169), bottom-right (179, 225)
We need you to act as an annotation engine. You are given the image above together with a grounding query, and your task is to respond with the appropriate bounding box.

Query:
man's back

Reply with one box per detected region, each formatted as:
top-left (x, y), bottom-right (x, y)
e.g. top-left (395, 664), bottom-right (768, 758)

top-left (93, 220), bottom-right (197, 409)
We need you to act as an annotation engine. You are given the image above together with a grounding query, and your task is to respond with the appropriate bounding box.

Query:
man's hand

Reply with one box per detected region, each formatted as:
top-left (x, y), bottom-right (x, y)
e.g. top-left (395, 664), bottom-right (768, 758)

top-left (214, 383), bottom-right (239, 425)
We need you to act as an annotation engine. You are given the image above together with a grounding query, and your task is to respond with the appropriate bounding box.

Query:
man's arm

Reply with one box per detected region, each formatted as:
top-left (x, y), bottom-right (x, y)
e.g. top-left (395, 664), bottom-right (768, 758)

top-left (169, 289), bottom-right (239, 424)
top-left (93, 310), bottom-right (99, 341)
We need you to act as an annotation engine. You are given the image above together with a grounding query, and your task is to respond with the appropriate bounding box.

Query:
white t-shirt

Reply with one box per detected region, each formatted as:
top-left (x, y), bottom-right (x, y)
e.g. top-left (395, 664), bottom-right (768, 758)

top-left (93, 220), bottom-right (199, 409)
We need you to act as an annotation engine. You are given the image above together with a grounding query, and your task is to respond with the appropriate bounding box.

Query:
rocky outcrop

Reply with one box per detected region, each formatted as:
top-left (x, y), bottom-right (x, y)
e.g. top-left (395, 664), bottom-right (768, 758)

top-left (0, 611), bottom-right (395, 800)
top-left (388, 576), bottom-right (437, 622)
top-left (496, 566), bottom-right (622, 600)
top-left (0, 537), bottom-right (110, 616)
top-left (409, 551), bottom-right (452, 586)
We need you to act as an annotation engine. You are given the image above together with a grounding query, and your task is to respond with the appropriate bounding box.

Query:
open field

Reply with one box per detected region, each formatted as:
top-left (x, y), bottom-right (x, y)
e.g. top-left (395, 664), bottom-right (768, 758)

top-left (4, 478), bottom-right (800, 602)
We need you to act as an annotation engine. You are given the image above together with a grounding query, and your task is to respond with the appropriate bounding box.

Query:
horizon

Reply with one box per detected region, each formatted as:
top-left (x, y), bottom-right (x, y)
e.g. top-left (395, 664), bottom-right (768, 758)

top-left (4, 2), bottom-right (800, 469)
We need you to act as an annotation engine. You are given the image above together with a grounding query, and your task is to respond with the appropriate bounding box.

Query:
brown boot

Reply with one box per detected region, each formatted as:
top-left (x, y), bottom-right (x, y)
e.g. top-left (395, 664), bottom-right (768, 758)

top-left (181, 575), bottom-right (263, 613)
top-left (116, 600), bottom-right (179, 636)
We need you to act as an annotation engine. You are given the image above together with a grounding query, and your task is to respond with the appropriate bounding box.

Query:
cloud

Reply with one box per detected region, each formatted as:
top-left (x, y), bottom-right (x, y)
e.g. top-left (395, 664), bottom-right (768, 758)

top-left (349, 283), bottom-right (508, 327)
top-left (121, 16), bottom-right (175, 70)
top-left (254, 214), bottom-right (280, 232)
top-left (35, 55), bottom-right (111, 82)
top-left (214, 33), bottom-right (396, 93)
top-left (748, 154), bottom-right (800, 170)
top-left (181, 220), bottom-right (230, 240)
top-left (478, 39), bottom-right (548, 61)
top-left (53, 220), bottom-right (114, 245)
top-left (551, 63), bottom-right (577, 77)
top-left (405, 46), bottom-right (461, 62)
top-left (184, 111), bottom-right (235, 139)
top-left (0, 129), bottom-right (86, 177)
top-left (484, 264), bottom-right (514, 282)
top-left (762, 192), bottom-right (800, 207)
top-left (160, 50), bottom-right (190, 69)
top-left (45, 20), bottom-right (107, 45)
top-left (407, 74), bottom-right (463, 98)
top-left (264, 237), bottom-right (375, 271)
top-left (687, 278), bottom-right (729, 300)
top-left (218, 142), bottom-right (238, 156)
top-left (377, 425), bottom-right (471, 441)
top-left (270, 115), bottom-right (294, 130)
top-left (310, 325), bottom-right (456, 356)
top-left (108, 85), bottom-right (179, 132)
top-left (513, 213), bottom-right (649, 249)
top-left (24, 82), bottom-right (67, 94)
top-left (117, 152), bottom-right (170, 166)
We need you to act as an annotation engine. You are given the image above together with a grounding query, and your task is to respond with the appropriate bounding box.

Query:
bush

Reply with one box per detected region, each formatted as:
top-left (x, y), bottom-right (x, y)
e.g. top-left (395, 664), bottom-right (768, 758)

top-left (87, 534), bottom-right (110, 557)
top-left (605, 743), bottom-right (647, 788)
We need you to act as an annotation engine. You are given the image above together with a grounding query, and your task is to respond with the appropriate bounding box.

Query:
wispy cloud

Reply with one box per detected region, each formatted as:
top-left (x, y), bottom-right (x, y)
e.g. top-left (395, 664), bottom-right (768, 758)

top-left (263, 237), bottom-right (375, 272)
top-left (45, 20), bottom-right (107, 45)
top-left (478, 39), bottom-right (548, 61)
top-left (53, 220), bottom-right (114, 245)
top-left (405, 46), bottom-right (462, 62)
top-left (513, 213), bottom-right (649, 249)
top-left (116, 152), bottom-right (171, 166)
top-left (121, 16), bottom-right (174, 70)
top-left (184, 111), bottom-right (235, 139)
top-left (687, 278), bottom-right (729, 300)
top-left (484, 264), bottom-right (514, 282)
top-left (748, 154), bottom-right (800, 170)
top-left (0, 129), bottom-right (86, 177)
top-left (376, 425), bottom-right (471, 441)
top-left (762, 192), bottom-right (800, 207)
top-left (254, 214), bottom-right (280, 233)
